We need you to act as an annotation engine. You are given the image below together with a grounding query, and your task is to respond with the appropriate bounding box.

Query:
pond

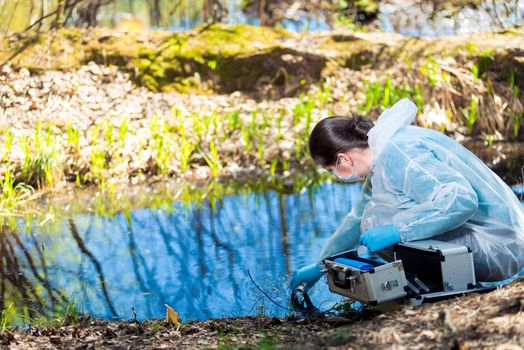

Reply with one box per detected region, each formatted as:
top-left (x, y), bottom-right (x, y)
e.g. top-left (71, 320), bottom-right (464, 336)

top-left (377, 0), bottom-right (524, 37)
top-left (1, 180), bottom-right (355, 324)
top-left (6, 0), bottom-right (522, 36)
top-left (2, 179), bottom-right (523, 325)
top-left (100, 0), bottom-right (523, 36)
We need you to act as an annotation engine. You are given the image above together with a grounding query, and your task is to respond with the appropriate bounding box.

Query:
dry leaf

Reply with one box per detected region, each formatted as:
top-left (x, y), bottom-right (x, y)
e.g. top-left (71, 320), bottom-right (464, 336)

top-left (165, 304), bottom-right (181, 325)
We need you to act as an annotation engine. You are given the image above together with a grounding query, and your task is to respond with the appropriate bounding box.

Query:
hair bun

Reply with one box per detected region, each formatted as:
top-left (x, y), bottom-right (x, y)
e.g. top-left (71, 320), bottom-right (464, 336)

top-left (350, 115), bottom-right (373, 141)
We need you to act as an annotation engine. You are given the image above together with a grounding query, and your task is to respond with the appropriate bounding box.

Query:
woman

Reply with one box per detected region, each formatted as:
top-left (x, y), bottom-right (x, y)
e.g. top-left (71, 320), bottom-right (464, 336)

top-left (290, 98), bottom-right (524, 292)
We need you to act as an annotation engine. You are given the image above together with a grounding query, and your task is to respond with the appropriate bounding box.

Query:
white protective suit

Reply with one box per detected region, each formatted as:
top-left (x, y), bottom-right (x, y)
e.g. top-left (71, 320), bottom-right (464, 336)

top-left (318, 99), bottom-right (524, 282)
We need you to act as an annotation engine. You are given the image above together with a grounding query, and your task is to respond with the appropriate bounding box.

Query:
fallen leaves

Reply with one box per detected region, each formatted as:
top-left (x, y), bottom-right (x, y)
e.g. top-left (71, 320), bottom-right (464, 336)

top-left (165, 304), bottom-right (181, 325)
top-left (0, 278), bottom-right (523, 350)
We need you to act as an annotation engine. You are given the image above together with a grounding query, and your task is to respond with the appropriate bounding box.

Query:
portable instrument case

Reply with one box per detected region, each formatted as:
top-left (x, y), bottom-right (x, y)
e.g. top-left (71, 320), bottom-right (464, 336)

top-left (323, 249), bottom-right (408, 305)
top-left (323, 240), bottom-right (489, 306)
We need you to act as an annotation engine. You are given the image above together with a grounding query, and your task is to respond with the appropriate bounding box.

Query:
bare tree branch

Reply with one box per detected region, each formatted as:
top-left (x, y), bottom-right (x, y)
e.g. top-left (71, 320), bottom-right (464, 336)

top-left (25, 0), bottom-right (84, 31)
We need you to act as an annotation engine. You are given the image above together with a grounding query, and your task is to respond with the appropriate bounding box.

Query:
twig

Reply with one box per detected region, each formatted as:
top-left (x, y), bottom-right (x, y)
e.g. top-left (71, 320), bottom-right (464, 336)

top-left (247, 295), bottom-right (265, 314)
top-left (247, 269), bottom-right (341, 317)
top-left (247, 269), bottom-right (295, 312)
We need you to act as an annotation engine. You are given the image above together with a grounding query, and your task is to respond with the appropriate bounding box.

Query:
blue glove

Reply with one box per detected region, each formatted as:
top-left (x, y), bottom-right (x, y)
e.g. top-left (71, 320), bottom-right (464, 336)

top-left (289, 263), bottom-right (323, 292)
top-left (360, 224), bottom-right (401, 252)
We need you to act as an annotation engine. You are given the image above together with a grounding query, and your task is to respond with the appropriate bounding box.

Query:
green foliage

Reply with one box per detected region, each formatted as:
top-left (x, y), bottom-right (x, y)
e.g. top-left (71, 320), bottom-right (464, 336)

top-left (477, 52), bottom-right (495, 76)
top-left (18, 120), bottom-right (61, 188)
top-left (0, 304), bottom-right (13, 333)
top-left (258, 334), bottom-right (277, 350)
top-left (17, 301), bottom-right (82, 329)
top-left (508, 68), bottom-right (519, 99)
top-left (513, 112), bottom-right (522, 139)
top-left (119, 117), bottom-right (129, 144)
top-left (461, 95), bottom-right (479, 134)
top-left (471, 63), bottom-right (480, 79)
top-left (198, 141), bottom-right (221, 178)
top-left (1, 130), bottom-right (13, 162)
top-left (420, 55), bottom-right (444, 87)
top-left (179, 135), bottom-right (195, 173)
top-left (0, 83), bottom-right (331, 194)
top-left (0, 297), bottom-right (83, 330)
top-left (91, 147), bottom-right (107, 186)
top-left (334, 16), bottom-right (358, 31)
top-left (67, 126), bottom-right (81, 154)
top-left (150, 115), bottom-right (173, 174)
top-left (360, 77), bottom-right (424, 113)
top-left (485, 134), bottom-right (494, 148)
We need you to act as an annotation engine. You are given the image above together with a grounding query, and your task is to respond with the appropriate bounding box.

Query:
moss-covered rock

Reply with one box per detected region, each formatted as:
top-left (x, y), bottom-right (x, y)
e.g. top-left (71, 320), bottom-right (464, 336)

top-left (134, 24), bottom-right (326, 96)
top-left (0, 27), bottom-right (168, 71)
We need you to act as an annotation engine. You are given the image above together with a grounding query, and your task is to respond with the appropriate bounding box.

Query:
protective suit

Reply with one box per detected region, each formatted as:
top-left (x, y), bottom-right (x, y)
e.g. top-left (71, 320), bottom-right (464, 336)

top-left (318, 98), bottom-right (524, 282)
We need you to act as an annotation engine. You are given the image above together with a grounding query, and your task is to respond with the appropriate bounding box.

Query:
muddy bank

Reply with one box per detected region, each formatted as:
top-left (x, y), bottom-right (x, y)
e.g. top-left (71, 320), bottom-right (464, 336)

top-left (1, 277), bottom-right (522, 349)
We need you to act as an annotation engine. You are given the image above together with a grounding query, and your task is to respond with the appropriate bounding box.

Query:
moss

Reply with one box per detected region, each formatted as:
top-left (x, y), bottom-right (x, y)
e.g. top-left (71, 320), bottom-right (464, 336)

top-left (133, 24), bottom-right (294, 93)
top-left (61, 27), bottom-right (83, 43)
top-left (0, 27), bottom-right (168, 70)
top-left (137, 23), bottom-right (287, 65)
top-left (181, 23), bottom-right (286, 59)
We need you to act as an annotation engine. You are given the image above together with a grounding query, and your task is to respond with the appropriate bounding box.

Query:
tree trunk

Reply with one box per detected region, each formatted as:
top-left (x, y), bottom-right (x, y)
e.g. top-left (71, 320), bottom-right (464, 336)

top-left (52, 0), bottom-right (66, 28)
top-left (259, 0), bottom-right (266, 26)
top-left (203, 0), bottom-right (209, 23)
top-left (150, 0), bottom-right (161, 27)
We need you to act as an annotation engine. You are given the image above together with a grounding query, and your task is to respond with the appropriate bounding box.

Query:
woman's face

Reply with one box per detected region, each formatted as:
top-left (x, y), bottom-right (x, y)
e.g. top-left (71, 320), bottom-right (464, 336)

top-left (324, 148), bottom-right (373, 179)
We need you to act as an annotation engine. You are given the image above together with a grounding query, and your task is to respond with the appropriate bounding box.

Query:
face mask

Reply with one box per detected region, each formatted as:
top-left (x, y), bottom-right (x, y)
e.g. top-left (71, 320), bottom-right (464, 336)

top-left (332, 157), bottom-right (363, 183)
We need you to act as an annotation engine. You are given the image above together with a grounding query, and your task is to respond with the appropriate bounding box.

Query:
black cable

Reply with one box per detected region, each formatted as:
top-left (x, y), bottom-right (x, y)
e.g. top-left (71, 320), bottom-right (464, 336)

top-left (247, 269), bottom-right (295, 312)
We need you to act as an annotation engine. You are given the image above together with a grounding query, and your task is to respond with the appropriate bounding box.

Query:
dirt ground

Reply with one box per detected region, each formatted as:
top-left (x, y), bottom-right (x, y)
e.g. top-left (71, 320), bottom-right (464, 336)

top-left (1, 277), bottom-right (522, 350)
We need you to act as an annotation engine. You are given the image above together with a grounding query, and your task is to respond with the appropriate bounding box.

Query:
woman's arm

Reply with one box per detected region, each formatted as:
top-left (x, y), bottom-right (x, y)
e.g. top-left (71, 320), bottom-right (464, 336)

top-left (317, 178), bottom-right (372, 262)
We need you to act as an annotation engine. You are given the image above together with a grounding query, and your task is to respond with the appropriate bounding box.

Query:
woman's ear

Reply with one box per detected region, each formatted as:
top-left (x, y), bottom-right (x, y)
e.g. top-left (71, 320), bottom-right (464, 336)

top-left (336, 152), bottom-right (350, 163)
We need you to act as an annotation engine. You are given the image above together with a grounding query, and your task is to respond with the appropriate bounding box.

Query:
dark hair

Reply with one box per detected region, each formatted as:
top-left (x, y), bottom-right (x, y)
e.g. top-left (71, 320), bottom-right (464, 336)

top-left (308, 115), bottom-right (374, 167)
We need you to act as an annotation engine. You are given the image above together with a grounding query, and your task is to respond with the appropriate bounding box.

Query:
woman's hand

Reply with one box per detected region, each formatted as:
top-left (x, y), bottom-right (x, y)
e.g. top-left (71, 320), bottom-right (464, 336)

top-left (288, 263), bottom-right (323, 293)
top-left (360, 224), bottom-right (401, 252)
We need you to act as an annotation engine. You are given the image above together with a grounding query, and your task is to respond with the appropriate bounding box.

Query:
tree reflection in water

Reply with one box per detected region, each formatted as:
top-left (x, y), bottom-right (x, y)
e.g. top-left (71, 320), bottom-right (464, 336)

top-left (1, 180), bottom-right (365, 325)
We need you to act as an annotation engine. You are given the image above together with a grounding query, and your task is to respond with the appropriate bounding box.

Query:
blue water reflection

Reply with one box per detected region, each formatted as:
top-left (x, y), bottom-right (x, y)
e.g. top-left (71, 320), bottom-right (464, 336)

top-left (27, 182), bottom-right (362, 321)
top-left (16, 182), bottom-right (524, 322)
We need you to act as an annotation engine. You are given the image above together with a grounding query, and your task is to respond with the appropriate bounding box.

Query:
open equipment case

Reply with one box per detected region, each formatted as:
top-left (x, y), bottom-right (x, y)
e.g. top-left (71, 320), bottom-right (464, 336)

top-left (322, 240), bottom-right (495, 308)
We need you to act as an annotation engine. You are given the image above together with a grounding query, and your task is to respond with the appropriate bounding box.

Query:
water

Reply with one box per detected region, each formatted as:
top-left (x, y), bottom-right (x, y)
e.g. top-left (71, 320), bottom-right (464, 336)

top-left (4, 181), bottom-right (361, 323)
top-left (377, 0), bottom-right (524, 37)
top-left (3, 180), bottom-right (523, 324)
top-left (102, 0), bottom-right (523, 36)
top-left (101, 0), bottom-right (329, 32)
top-left (5, 0), bottom-right (519, 35)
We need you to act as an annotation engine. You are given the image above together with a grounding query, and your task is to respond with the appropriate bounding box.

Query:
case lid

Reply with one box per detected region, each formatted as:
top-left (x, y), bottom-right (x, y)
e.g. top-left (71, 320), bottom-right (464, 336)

top-left (396, 240), bottom-right (471, 257)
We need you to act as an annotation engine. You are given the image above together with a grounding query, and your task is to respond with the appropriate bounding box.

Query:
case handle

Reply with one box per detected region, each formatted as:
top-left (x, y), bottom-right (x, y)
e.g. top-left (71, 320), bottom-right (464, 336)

top-left (330, 269), bottom-right (357, 291)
